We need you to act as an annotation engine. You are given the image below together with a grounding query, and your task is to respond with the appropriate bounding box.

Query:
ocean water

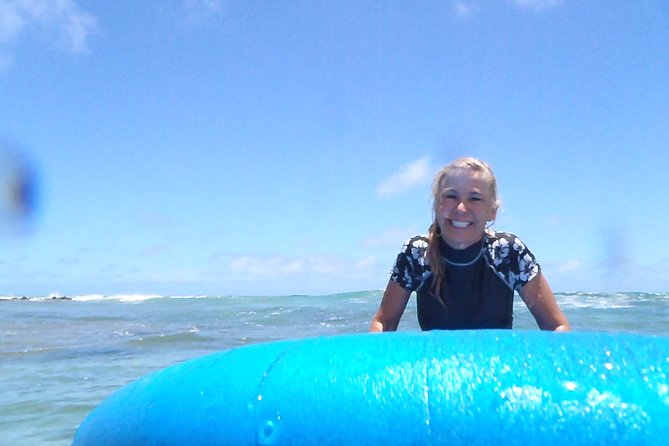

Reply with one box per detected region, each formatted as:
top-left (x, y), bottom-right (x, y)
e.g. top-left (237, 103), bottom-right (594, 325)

top-left (1, 291), bottom-right (667, 445)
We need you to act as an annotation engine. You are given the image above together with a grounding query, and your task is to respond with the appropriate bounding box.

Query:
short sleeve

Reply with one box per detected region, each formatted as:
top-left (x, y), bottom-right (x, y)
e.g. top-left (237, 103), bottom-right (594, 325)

top-left (390, 236), bottom-right (429, 291)
top-left (485, 231), bottom-right (541, 292)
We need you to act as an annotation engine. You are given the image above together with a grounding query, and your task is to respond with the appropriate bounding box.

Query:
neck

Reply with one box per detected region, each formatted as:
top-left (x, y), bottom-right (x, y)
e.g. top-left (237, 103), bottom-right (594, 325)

top-left (439, 236), bottom-right (484, 266)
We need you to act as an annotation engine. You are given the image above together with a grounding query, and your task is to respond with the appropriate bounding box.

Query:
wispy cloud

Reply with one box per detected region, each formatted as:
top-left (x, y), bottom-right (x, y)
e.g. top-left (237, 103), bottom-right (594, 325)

top-left (222, 252), bottom-right (381, 282)
top-left (362, 226), bottom-right (417, 248)
top-left (0, 0), bottom-right (97, 52)
top-left (556, 259), bottom-right (581, 273)
top-left (376, 156), bottom-right (432, 199)
top-left (453, 1), bottom-right (480, 19)
top-left (452, 0), bottom-right (563, 18)
top-left (511, 0), bottom-right (564, 12)
top-left (183, 0), bottom-right (225, 25)
top-left (230, 254), bottom-right (305, 277)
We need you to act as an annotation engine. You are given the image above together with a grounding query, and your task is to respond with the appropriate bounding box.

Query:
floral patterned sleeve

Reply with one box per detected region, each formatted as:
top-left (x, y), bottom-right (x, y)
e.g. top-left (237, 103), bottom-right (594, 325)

top-left (485, 230), bottom-right (541, 292)
top-left (390, 236), bottom-right (429, 292)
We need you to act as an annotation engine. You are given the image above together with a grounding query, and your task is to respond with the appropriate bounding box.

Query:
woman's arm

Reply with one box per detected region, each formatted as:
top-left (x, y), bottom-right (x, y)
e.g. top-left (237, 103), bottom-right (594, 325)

top-left (370, 280), bottom-right (411, 332)
top-left (519, 274), bottom-right (571, 331)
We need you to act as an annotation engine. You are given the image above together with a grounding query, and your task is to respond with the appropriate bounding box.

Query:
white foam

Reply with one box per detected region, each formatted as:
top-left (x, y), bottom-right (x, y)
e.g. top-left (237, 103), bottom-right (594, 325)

top-left (72, 294), bottom-right (165, 302)
top-left (556, 293), bottom-right (637, 310)
top-left (169, 295), bottom-right (208, 299)
top-left (113, 294), bottom-right (162, 303)
top-left (71, 294), bottom-right (106, 302)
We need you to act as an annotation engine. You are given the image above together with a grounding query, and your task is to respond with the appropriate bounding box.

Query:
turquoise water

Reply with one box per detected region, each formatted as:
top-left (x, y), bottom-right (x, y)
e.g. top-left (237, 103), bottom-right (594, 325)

top-left (1, 291), bottom-right (667, 445)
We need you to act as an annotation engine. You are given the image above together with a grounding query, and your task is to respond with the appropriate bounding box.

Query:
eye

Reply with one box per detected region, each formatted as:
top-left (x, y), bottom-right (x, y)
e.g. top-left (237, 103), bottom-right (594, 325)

top-left (441, 191), bottom-right (457, 200)
top-left (468, 194), bottom-right (487, 204)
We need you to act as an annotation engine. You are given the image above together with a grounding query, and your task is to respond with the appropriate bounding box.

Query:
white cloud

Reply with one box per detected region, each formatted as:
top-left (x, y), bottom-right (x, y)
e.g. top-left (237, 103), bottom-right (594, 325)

top-left (225, 252), bottom-right (381, 283)
top-left (556, 259), bottom-right (581, 273)
top-left (355, 256), bottom-right (376, 269)
top-left (511, 0), bottom-right (563, 12)
top-left (183, 0), bottom-right (225, 25)
top-left (0, 0), bottom-right (97, 52)
top-left (451, 0), bottom-right (563, 17)
top-left (362, 227), bottom-right (417, 249)
top-left (376, 156), bottom-right (432, 199)
top-left (353, 257), bottom-right (381, 280)
top-left (453, 1), bottom-right (480, 19)
top-left (230, 255), bottom-right (305, 278)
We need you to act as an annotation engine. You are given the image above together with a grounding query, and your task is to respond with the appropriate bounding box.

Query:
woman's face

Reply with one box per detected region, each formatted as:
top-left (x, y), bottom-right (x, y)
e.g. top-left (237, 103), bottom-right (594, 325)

top-left (435, 168), bottom-right (497, 249)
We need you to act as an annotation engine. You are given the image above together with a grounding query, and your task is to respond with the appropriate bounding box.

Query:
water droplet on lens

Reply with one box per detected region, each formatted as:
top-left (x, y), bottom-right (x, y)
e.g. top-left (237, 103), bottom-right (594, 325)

top-left (0, 142), bottom-right (39, 236)
top-left (256, 415), bottom-right (281, 446)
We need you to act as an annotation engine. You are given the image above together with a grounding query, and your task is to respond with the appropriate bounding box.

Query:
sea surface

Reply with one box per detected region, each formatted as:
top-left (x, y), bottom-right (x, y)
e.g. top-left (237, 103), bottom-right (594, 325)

top-left (1, 291), bottom-right (667, 445)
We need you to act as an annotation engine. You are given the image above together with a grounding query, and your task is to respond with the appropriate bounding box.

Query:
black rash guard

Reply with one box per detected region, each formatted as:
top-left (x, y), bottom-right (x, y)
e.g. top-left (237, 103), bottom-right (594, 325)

top-left (390, 229), bottom-right (541, 330)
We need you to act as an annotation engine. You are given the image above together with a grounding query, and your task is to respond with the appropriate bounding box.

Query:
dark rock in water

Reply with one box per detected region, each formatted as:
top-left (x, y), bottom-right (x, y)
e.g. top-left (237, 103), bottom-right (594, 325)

top-left (51, 295), bottom-right (72, 301)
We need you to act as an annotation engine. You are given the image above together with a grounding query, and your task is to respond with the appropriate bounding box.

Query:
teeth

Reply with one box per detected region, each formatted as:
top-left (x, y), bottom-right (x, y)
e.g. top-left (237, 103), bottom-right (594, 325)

top-left (451, 220), bottom-right (470, 228)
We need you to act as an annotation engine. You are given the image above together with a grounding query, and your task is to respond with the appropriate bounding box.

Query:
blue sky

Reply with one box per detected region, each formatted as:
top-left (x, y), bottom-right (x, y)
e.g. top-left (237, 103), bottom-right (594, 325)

top-left (1, 0), bottom-right (668, 296)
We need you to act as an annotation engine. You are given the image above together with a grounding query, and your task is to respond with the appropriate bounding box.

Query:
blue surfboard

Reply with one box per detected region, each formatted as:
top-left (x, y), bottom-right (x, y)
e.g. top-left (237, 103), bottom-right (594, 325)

top-left (73, 330), bottom-right (669, 445)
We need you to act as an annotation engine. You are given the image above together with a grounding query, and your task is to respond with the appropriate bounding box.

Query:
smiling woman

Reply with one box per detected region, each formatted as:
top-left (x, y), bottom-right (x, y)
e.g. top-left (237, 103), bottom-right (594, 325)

top-left (370, 157), bottom-right (570, 333)
top-left (432, 158), bottom-right (500, 250)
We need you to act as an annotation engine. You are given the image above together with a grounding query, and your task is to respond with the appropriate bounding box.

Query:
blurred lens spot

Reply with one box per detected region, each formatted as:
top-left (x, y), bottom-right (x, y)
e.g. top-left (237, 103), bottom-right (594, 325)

top-left (1, 142), bottom-right (40, 236)
top-left (600, 221), bottom-right (629, 277)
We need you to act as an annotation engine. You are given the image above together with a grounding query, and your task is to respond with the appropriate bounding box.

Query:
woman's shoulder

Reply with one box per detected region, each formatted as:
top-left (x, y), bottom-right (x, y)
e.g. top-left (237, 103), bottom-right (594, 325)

top-left (404, 234), bottom-right (429, 247)
top-left (483, 229), bottom-right (540, 290)
top-left (485, 228), bottom-right (519, 241)
top-left (484, 229), bottom-right (533, 257)
top-left (392, 234), bottom-right (431, 288)
top-left (399, 234), bottom-right (429, 257)
top-left (484, 229), bottom-right (528, 245)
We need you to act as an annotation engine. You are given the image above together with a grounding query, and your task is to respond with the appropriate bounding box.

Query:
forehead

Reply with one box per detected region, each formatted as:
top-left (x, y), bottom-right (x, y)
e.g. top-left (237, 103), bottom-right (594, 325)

top-left (439, 168), bottom-right (492, 192)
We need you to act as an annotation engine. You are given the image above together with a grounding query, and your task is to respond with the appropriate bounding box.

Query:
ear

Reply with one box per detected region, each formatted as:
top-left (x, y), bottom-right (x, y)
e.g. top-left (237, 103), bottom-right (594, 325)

top-left (488, 206), bottom-right (498, 222)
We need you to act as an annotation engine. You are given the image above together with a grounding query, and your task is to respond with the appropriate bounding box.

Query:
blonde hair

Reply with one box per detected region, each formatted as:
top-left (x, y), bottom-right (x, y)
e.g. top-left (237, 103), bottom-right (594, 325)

top-left (426, 157), bottom-right (500, 297)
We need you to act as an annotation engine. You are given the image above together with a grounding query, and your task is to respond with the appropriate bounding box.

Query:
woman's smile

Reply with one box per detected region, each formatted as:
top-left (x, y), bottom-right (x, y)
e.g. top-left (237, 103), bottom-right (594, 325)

top-left (448, 219), bottom-right (473, 229)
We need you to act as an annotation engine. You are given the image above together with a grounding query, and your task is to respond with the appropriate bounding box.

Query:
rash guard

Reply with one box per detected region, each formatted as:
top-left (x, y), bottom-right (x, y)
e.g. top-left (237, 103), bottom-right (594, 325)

top-left (390, 229), bottom-right (541, 330)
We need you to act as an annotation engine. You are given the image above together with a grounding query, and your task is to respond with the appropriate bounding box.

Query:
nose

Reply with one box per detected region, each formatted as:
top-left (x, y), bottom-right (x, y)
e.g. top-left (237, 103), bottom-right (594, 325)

top-left (455, 200), bottom-right (467, 213)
